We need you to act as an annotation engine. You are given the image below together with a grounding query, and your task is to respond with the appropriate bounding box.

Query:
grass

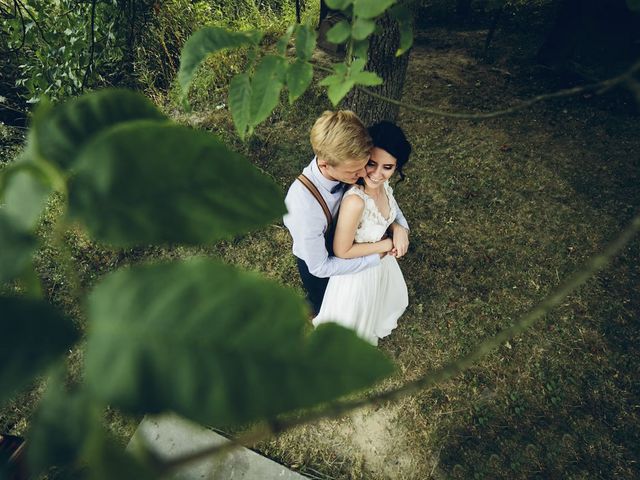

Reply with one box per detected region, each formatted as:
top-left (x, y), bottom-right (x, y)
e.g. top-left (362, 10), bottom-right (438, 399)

top-left (2, 3), bottom-right (639, 480)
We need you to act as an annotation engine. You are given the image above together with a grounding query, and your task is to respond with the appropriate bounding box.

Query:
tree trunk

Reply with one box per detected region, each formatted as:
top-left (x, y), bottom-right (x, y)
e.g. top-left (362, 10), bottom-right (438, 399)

top-left (342, 12), bottom-right (411, 126)
top-left (319, 0), bottom-right (331, 26)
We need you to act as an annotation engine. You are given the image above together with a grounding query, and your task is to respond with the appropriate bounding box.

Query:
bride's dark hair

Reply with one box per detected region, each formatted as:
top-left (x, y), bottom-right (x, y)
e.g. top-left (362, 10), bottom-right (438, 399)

top-left (367, 121), bottom-right (412, 184)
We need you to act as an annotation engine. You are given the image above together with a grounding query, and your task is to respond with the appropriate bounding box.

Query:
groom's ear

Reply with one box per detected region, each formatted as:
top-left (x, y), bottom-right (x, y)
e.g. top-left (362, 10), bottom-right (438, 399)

top-left (316, 157), bottom-right (328, 169)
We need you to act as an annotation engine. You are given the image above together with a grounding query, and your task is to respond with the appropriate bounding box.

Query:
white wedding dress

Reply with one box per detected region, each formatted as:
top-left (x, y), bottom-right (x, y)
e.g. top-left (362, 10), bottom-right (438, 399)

top-left (313, 182), bottom-right (409, 345)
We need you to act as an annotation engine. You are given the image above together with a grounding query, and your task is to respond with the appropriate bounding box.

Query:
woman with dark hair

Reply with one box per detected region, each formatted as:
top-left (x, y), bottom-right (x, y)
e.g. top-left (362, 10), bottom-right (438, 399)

top-left (313, 121), bottom-right (411, 345)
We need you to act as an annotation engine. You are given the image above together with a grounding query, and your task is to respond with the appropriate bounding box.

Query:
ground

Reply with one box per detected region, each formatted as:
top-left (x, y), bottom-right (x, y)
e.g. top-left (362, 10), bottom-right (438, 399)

top-left (1, 10), bottom-right (639, 480)
top-left (240, 23), bottom-right (639, 480)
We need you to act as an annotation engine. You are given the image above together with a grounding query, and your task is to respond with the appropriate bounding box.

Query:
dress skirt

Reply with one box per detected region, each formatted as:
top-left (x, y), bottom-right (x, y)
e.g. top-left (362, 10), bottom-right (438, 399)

top-left (312, 255), bottom-right (408, 346)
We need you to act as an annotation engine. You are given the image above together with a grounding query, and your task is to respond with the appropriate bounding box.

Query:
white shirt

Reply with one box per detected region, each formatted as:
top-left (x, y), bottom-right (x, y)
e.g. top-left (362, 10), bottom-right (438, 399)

top-left (283, 158), bottom-right (409, 278)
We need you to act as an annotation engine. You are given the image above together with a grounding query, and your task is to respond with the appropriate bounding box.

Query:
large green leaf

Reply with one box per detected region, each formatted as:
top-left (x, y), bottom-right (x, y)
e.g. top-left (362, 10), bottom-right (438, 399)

top-left (249, 55), bottom-right (286, 127)
top-left (2, 169), bottom-right (51, 230)
top-left (295, 24), bottom-right (317, 61)
top-left (178, 27), bottom-right (262, 98)
top-left (84, 259), bottom-right (393, 426)
top-left (27, 376), bottom-right (97, 474)
top-left (30, 89), bottom-right (167, 171)
top-left (353, 0), bottom-right (396, 19)
top-left (228, 73), bottom-right (252, 139)
top-left (84, 427), bottom-right (155, 480)
top-left (0, 213), bottom-right (38, 284)
top-left (28, 375), bottom-right (154, 479)
top-left (287, 60), bottom-right (313, 103)
top-left (0, 297), bottom-right (78, 406)
top-left (326, 20), bottom-right (351, 44)
top-left (68, 122), bottom-right (285, 246)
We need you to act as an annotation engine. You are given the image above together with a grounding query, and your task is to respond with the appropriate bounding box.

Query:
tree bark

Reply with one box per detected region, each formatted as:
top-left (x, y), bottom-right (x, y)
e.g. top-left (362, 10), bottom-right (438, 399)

top-left (342, 12), bottom-right (411, 126)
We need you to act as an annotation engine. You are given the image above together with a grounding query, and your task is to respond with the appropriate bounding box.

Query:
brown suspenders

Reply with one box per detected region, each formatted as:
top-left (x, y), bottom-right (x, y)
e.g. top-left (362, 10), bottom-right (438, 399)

top-left (297, 174), bottom-right (332, 229)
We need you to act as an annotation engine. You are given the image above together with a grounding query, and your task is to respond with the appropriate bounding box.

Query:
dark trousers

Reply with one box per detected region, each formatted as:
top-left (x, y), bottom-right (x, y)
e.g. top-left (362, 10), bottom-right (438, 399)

top-left (296, 257), bottom-right (329, 316)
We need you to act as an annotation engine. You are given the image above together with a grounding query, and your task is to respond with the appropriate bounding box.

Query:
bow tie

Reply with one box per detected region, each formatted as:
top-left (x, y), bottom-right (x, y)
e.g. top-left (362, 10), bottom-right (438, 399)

top-left (330, 182), bottom-right (347, 194)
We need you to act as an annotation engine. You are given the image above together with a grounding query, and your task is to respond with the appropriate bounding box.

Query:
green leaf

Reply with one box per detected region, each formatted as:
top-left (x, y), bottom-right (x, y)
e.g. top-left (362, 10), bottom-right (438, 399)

top-left (334, 62), bottom-right (349, 76)
top-left (352, 39), bottom-right (369, 58)
top-left (28, 376), bottom-right (97, 474)
top-left (327, 78), bottom-right (355, 106)
top-left (250, 55), bottom-right (286, 127)
top-left (352, 17), bottom-right (375, 40)
top-left (68, 122), bottom-right (285, 246)
top-left (30, 89), bottom-right (167, 170)
top-left (296, 24), bottom-right (317, 61)
top-left (350, 57), bottom-right (367, 73)
top-left (627, 0), bottom-right (640, 11)
top-left (0, 296), bottom-right (78, 406)
top-left (353, 0), bottom-right (396, 19)
top-left (325, 0), bottom-right (353, 9)
top-left (28, 375), bottom-right (154, 479)
top-left (228, 73), bottom-right (252, 139)
top-left (84, 428), bottom-right (155, 480)
top-left (319, 73), bottom-right (342, 87)
top-left (390, 4), bottom-right (413, 55)
top-left (2, 168), bottom-right (51, 230)
top-left (178, 27), bottom-right (262, 98)
top-left (326, 20), bottom-right (351, 44)
top-left (287, 60), bottom-right (313, 103)
top-left (84, 259), bottom-right (393, 426)
top-left (0, 213), bottom-right (38, 284)
top-left (305, 323), bottom-right (395, 401)
top-left (352, 71), bottom-right (383, 86)
top-left (277, 25), bottom-right (294, 55)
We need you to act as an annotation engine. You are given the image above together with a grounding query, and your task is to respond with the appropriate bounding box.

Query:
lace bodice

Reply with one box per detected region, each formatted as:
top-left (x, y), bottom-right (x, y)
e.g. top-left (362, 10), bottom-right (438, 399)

top-left (344, 182), bottom-right (398, 243)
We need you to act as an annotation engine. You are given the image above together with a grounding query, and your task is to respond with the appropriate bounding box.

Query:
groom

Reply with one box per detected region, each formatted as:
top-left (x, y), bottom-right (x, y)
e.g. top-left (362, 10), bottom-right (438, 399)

top-left (283, 110), bottom-right (410, 315)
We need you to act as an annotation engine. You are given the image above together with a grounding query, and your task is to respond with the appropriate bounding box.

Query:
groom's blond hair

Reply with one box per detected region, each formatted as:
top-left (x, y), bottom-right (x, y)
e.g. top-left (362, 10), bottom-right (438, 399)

top-left (310, 110), bottom-right (372, 166)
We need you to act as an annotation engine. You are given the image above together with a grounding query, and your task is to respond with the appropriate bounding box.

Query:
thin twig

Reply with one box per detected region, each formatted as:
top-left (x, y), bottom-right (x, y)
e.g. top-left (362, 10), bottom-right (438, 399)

top-left (356, 59), bottom-right (640, 119)
top-left (158, 212), bottom-right (640, 473)
top-left (0, 102), bottom-right (28, 115)
top-left (313, 60), bottom-right (640, 120)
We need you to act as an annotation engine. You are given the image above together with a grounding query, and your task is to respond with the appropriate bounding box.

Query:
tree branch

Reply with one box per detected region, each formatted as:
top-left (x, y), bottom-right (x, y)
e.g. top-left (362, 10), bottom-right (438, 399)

top-left (157, 211), bottom-right (640, 474)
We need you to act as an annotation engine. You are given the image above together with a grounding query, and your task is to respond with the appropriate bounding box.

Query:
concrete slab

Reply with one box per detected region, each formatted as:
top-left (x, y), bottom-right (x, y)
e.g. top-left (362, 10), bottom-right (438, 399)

top-left (128, 414), bottom-right (306, 480)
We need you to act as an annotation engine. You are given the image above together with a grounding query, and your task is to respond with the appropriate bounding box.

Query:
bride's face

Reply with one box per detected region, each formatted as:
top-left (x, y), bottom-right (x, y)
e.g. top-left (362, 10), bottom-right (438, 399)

top-left (363, 147), bottom-right (397, 189)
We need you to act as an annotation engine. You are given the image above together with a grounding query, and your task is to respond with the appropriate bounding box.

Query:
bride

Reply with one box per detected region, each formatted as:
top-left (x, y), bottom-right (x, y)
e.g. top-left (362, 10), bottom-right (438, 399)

top-left (313, 121), bottom-right (411, 345)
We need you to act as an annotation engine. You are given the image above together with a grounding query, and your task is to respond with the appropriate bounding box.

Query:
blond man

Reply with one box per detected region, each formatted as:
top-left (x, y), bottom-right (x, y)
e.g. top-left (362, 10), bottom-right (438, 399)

top-left (283, 110), bottom-right (410, 315)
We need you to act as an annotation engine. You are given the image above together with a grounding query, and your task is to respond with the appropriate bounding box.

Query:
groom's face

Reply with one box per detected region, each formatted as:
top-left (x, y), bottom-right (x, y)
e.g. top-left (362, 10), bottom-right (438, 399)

top-left (321, 157), bottom-right (368, 184)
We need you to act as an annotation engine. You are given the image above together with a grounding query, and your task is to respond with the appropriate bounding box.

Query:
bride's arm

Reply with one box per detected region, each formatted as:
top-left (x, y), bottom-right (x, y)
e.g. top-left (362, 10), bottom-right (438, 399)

top-left (333, 195), bottom-right (393, 259)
